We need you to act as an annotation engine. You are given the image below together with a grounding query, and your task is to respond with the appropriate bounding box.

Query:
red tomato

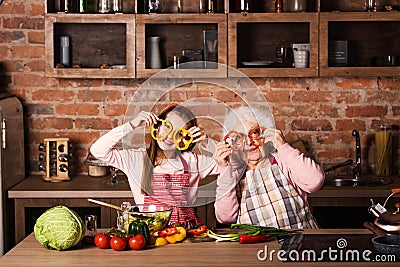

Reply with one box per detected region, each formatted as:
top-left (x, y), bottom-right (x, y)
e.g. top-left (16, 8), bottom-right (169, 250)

top-left (110, 236), bottom-right (127, 251)
top-left (128, 234), bottom-right (146, 250)
top-left (94, 233), bottom-right (110, 249)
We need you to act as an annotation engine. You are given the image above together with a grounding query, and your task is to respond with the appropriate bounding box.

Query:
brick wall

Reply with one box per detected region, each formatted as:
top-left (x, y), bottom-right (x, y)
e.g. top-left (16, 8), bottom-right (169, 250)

top-left (1, 1), bottom-right (399, 177)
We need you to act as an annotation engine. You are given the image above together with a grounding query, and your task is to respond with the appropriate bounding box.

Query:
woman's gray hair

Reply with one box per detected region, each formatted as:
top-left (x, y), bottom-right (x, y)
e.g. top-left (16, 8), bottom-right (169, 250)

top-left (223, 106), bottom-right (275, 135)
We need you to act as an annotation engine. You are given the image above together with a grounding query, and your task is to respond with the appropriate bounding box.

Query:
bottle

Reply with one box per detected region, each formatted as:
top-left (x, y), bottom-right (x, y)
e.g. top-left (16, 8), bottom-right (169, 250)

top-left (206, 0), bottom-right (216, 13)
top-left (275, 0), bottom-right (283, 13)
top-left (78, 0), bottom-right (87, 12)
top-left (98, 0), bottom-right (111, 13)
top-left (61, 0), bottom-right (78, 13)
top-left (365, 0), bottom-right (376, 12)
top-left (234, 0), bottom-right (255, 13)
top-left (112, 0), bottom-right (123, 13)
top-left (60, 36), bottom-right (71, 67)
top-left (147, 36), bottom-right (162, 69)
top-left (288, 0), bottom-right (307, 12)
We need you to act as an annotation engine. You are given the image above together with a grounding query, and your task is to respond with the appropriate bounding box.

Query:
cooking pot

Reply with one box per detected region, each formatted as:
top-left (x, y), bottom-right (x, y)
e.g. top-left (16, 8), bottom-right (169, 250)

top-left (372, 235), bottom-right (400, 259)
top-left (369, 188), bottom-right (400, 233)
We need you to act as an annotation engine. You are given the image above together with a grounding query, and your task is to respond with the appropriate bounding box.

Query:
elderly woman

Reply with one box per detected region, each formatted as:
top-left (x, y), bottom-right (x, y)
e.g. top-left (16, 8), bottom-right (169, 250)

top-left (214, 107), bottom-right (325, 229)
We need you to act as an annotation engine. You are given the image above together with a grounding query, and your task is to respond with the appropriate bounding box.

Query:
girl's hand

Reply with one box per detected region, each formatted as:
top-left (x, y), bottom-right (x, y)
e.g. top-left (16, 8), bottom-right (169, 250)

top-left (129, 111), bottom-right (159, 129)
top-left (262, 128), bottom-right (287, 150)
top-left (188, 126), bottom-right (206, 144)
top-left (214, 142), bottom-right (232, 167)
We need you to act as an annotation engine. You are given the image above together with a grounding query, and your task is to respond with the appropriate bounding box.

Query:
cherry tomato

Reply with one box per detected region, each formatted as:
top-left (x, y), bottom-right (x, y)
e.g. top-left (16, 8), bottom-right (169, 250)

top-left (110, 236), bottom-right (127, 251)
top-left (128, 234), bottom-right (146, 250)
top-left (94, 233), bottom-right (110, 249)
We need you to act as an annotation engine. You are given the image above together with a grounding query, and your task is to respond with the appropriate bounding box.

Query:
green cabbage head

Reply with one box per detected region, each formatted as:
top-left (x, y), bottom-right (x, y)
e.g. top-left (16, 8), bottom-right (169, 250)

top-left (34, 205), bottom-right (84, 250)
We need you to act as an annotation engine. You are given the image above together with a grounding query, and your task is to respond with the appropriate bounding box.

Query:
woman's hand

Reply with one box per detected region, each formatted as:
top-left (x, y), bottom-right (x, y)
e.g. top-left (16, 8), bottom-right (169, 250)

top-left (188, 126), bottom-right (206, 144)
top-left (129, 111), bottom-right (159, 129)
top-left (214, 142), bottom-right (232, 167)
top-left (263, 128), bottom-right (287, 151)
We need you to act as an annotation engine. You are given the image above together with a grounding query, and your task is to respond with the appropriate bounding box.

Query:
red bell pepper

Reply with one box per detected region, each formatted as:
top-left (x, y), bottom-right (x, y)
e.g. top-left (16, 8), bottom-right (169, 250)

top-left (239, 234), bottom-right (271, 244)
top-left (187, 225), bottom-right (207, 236)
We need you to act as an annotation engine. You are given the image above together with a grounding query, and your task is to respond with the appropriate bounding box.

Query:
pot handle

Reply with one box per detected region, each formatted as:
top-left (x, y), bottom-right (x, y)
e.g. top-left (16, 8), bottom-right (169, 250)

top-left (391, 188), bottom-right (400, 195)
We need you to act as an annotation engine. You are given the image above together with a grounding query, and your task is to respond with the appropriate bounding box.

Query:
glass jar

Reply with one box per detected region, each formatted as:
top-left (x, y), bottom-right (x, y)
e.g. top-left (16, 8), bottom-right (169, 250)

top-left (98, 0), bottom-right (111, 13)
top-left (375, 124), bottom-right (393, 176)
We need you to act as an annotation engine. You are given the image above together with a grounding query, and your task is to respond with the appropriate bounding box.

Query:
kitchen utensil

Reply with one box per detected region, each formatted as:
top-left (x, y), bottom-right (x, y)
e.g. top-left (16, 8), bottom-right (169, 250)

top-left (369, 188), bottom-right (400, 233)
top-left (88, 198), bottom-right (123, 211)
top-left (372, 235), bottom-right (400, 258)
top-left (88, 199), bottom-right (153, 219)
top-left (363, 221), bottom-right (386, 236)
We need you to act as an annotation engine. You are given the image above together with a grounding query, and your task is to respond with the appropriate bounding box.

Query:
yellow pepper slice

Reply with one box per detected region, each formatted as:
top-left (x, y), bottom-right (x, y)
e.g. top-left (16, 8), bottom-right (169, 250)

top-left (151, 119), bottom-right (173, 141)
top-left (155, 237), bottom-right (168, 246)
top-left (173, 128), bottom-right (193, 151)
top-left (164, 226), bottom-right (186, 244)
top-left (174, 226), bottom-right (186, 242)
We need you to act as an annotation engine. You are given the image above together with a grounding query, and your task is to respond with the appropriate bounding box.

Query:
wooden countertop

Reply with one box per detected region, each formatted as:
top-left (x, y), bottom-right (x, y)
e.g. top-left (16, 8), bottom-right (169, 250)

top-left (1, 229), bottom-right (398, 267)
top-left (8, 175), bottom-right (400, 199)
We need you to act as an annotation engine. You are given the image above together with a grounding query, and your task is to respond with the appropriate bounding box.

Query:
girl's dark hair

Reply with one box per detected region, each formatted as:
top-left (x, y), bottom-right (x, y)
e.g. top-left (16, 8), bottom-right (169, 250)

top-left (141, 104), bottom-right (197, 195)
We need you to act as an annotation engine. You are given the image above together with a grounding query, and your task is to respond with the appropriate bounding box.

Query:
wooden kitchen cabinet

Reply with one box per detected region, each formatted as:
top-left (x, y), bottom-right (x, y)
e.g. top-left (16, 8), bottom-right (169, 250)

top-left (43, 0), bottom-right (400, 79)
top-left (228, 12), bottom-right (319, 77)
top-left (135, 14), bottom-right (227, 78)
top-left (44, 14), bottom-right (135, 78)
top-left (319, 12), bottom-right (400, 77)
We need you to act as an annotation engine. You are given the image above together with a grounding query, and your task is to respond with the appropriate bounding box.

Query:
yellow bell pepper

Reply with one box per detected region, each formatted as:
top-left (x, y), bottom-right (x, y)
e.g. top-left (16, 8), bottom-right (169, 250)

top-left (173, 128), bottom-right (193, 150)
top-left (155, 237), bottom-right (168, 246)
top-left (165, 226), bottom-right (186, 244)
top-left (151, 119), bottom-right (173, 141)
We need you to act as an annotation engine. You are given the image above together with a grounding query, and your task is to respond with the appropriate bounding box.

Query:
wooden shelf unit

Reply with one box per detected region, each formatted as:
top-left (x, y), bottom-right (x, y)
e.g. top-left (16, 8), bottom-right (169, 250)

top-left (43, 0), bottom-right (400, 79)
top-left (44, 14), bottom-right (135, 79)
top-left (135, 13), bottom-right (227, 78)
top-left (228, 12), bottom-right (319, 77)
top-left (319, 12), bottom-right (400, 77)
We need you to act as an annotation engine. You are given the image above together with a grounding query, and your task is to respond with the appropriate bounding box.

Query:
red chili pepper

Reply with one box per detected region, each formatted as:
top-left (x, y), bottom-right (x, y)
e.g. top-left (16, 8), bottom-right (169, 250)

top-left (239, 234), bottom-right (271, 244)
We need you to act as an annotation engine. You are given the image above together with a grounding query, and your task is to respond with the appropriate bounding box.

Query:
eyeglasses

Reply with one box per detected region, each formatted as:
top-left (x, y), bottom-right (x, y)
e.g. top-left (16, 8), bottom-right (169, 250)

top-left (151, 119), bottom-right (193, 150)
top-left (224, 126), bottom-right (266, 150)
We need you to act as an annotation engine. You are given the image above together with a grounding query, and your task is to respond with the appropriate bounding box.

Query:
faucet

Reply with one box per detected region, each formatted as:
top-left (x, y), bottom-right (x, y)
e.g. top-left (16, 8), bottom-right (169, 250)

top-left (352, 129), bottom-right (361, 179)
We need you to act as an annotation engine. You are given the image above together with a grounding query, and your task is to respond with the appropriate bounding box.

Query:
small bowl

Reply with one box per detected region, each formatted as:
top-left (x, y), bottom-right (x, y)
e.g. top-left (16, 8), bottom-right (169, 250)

top-left (372, 235), bottom-right (400, 258)
top-left (117, 204), bottom-right (172, 233)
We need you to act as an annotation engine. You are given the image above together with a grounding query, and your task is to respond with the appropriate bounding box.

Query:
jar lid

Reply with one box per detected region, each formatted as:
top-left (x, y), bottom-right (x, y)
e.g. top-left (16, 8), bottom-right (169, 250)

top-left (376, 123), bottom-right (393, 130)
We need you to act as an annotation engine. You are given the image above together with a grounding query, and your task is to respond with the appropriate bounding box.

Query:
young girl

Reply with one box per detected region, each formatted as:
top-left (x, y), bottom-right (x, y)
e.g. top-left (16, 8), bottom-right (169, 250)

top-left (90, 104), bottom-right (221, 229)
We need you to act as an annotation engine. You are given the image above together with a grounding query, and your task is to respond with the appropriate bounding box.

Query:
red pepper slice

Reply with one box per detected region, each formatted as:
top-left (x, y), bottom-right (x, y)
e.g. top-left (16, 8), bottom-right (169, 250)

top-left (151, 227), bottom-right (179, 238)
top-left (239, 234), bottom-right (271, 244)
top-left (187, 225), bottom-right (207, 236)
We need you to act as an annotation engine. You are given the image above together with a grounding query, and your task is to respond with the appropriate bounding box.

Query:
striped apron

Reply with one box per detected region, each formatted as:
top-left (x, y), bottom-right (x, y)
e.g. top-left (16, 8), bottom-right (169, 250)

top-left (144, 155), bottom-right (202, 229)
top-left (237, 157), bottom-right (318, 229)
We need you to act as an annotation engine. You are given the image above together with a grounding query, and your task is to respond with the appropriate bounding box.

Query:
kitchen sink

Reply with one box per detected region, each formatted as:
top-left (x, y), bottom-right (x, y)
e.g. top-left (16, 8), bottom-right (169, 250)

top-left (324, 175), bottom-right (393, 187)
